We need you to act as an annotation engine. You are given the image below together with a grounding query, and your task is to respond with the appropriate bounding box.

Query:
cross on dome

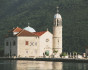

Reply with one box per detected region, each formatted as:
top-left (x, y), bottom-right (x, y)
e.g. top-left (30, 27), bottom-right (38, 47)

top-left (47, 28), bottom-right (48, 31)
top-left (56, 6), bottom-right (59, 13)
top-left (54, 6), bottom-right (61, 19)
top-left (28, 23), bottom-right (30, 26)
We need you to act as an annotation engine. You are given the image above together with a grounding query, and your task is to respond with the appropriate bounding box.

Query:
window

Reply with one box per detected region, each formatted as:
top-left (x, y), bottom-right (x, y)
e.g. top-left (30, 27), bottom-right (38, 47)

top-left (26, 51), bottom-right (28, 53)
top-left (13, 41), bottom-right (16, 46)
top-left (46, 39), bottom-right (49, 42)
top-left (6, 42), bottom-right (8, 46)
top-left (35, 42), bottom-right (37, 46)
top-left (25, 41), bottom-right (29, 45)
top-left (58, 40), bottom-right (59, 45)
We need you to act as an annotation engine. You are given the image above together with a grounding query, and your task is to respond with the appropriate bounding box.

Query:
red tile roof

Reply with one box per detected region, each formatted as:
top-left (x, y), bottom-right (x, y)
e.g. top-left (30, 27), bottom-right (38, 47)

top-left (7, 27), bottom-right (47, 37)
top-left (13, 27), bottom-right (22, 32)
top-left (34, 31), bottom-right (47, 36)
top-left (17, 30), bottom-right (37, 36)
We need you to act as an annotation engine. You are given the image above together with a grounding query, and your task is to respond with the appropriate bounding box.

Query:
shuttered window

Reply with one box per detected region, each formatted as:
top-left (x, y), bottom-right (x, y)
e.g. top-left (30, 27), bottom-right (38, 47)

top-left (25, 41), bottom-right (28, 45)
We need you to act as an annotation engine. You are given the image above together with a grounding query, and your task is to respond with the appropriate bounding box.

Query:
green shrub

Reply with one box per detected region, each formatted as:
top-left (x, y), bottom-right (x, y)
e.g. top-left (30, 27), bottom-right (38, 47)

top-left (53, 50), bottom-right (58, 53)
top-left (45, 51), bottom-right (49, 56)
top-left (60, 52), bottom-right (67, 56)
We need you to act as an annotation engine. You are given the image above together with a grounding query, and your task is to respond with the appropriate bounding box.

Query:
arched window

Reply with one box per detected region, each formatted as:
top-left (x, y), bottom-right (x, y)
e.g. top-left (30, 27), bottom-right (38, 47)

top-left (58, 40), bottom-right (59, 45)
top-left (13, 41), bottom-right (16, 46)
top-left (57, 20), bottom-right (59, 26)
top-left (6, 42), bottom-right (8, 46)
top-left (57, 20), bottom-right (58, 23)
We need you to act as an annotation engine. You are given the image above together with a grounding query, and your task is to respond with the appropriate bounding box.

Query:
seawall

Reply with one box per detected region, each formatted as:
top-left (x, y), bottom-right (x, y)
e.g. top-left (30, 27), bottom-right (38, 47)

top-left (0, 57), bottom-right (88, 63)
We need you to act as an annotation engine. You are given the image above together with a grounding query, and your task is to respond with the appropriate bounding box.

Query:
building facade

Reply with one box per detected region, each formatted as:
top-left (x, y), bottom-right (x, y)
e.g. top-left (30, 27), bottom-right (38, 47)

top-left (4, 8), bottom-right (62, 58)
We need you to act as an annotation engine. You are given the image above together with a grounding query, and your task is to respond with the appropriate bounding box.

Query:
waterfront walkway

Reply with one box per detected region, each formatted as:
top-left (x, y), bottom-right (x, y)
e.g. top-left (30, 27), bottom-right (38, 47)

top-left (0, 57), bottom-right (88, 63)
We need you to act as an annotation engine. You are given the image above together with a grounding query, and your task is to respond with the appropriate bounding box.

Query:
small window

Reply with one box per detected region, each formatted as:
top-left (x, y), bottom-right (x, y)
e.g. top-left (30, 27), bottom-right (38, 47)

top-left (26, 51), bottom-right (28, 53)
top-left (35, 42), bottom-right (37, 46)
top-left (46, 39), bottom-right (49, 42)
top-left (25, 41), bottom-right (29, 45)
top-left (13, 41), bottom-right (16, 46)
top-left (6, 42), bottom-right (8, 46)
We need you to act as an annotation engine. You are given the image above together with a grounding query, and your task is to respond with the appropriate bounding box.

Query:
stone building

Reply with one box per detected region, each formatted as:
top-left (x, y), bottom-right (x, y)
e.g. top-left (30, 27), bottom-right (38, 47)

top-left (4, 7), bottom-right (63, 58)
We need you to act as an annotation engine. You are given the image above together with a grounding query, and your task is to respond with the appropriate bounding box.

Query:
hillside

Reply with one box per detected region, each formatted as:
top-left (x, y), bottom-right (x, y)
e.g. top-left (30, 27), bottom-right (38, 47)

top-left (0, 0), bottom-right (88, 54)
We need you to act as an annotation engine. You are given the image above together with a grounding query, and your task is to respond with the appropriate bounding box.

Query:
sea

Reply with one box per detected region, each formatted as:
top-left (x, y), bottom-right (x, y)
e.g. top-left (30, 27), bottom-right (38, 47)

top-left (0, 60), bottom-right (88, 70)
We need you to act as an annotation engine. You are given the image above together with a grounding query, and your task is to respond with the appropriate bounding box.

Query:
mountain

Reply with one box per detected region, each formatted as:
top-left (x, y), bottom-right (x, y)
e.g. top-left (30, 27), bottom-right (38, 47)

top-left (0, 0), bottom-right (88, 54)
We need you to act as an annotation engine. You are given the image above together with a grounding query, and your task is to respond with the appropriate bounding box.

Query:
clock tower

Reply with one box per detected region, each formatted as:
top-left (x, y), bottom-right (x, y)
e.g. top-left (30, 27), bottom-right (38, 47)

top-left (53, 7), bottom-right (62, 57)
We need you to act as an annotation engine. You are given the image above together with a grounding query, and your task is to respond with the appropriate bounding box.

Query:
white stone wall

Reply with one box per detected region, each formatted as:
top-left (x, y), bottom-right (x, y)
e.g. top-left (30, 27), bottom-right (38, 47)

top-left (53, 26), bottom-right (62, 55)
top-left (53, 26), bottom-right (62, 37)
top-left (13, 32), bottom-right (19, 35)
top-left (4, 31), bottom-right (53, 58)
top-left (4, 37), bottom-right (17, 56)
top-left (17, 36), bottom-right (39, 57)
top-left (39, 31), bottom-right (53, 57)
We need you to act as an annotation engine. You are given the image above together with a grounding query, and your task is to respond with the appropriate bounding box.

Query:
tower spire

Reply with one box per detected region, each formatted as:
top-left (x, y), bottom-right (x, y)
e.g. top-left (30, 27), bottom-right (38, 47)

top-left (28, 23), bottom-right (30, 27)
top-left (56, 6), bottom-right (59, 13)
top-left (47, 28), bottom-right (48, 31)
top-left (28, 23), bottom-right (29, 26)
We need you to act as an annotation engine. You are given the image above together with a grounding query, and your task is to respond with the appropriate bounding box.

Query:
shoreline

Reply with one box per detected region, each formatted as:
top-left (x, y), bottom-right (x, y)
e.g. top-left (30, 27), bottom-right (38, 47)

top-left (0, 57), bottom-right (88, 63)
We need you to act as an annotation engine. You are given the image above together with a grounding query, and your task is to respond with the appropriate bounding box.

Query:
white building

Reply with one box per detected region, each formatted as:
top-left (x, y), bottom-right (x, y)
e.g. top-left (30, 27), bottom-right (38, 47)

top-left (4, 7), bottom-right (63, 58)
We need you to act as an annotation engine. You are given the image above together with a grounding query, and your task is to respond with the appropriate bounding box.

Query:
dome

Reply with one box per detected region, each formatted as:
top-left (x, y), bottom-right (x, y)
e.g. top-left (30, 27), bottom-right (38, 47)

top-left (24, 26), bottom-right (36, 32)
top-left (54, 13), bottom-right (62, 19)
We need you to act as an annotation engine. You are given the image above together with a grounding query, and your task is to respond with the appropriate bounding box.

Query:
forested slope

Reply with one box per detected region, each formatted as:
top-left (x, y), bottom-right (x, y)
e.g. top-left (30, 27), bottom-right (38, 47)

top-left (0, 0), bottom-right (88, 53)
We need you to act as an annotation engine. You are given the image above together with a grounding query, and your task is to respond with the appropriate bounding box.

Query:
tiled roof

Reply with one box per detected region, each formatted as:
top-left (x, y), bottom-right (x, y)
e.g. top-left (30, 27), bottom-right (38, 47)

top-left (17, 30), bottom-right (37, 36)
top-left (8, 27), bottom-right (47, 36)
top-left (13, 27), bottom-right (22, 32)
top-left (34, 31), bottom-right (47, 36)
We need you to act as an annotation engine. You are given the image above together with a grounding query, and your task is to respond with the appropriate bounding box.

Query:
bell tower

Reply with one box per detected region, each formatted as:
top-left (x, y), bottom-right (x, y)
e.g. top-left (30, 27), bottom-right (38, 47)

top-left (53, 7), bottom-right (62, 57)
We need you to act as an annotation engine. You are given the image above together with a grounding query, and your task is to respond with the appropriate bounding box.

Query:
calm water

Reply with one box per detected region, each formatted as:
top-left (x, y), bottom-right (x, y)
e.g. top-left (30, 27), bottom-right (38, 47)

top-left (0, 60), bottom-right (88, 70)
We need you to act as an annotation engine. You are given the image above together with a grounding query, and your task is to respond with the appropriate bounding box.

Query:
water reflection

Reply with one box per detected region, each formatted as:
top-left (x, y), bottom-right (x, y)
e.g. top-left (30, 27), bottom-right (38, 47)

top-left (0, 60), bottom-right (16, 70)
top-left (63, 62), bottom-right (88, 70)
top-left (16, 61), bottom-right (63, 70)
top-left (0, 60), bottom-right (88, 70)
top-left (53, 62), bottom-right (63, 70)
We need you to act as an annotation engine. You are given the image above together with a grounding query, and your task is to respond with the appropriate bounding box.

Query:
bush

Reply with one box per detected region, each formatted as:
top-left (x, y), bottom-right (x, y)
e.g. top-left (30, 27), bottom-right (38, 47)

top-left (45, 51), bottom-right (49, 56)
top-left (60, 52), bottom-right (67, 57)
top-left (53, 50), bottom-right (58, 53)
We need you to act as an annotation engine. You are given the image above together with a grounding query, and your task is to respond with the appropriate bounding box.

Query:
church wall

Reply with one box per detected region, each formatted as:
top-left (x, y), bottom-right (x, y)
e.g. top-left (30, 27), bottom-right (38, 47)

top-left (17, 36), bottom-right (39, 57)
top-left (39, 31), bottom-right (53, 57)
top-left (4, 37), bottom-right (17, 57)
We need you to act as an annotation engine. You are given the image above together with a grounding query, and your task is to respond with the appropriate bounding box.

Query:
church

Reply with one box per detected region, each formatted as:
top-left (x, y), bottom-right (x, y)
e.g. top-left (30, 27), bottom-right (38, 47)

top-left (4, 7), bottom-right (63, 58)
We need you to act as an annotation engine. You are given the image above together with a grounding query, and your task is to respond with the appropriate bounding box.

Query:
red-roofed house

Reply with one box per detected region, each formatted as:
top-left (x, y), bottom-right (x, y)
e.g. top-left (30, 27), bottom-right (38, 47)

top-left (13, 27), bottom-right (22, 35)
top-left (8, 27), bottom-right (23, 36)
top-left (4, 27), bottom-right (53, 57)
